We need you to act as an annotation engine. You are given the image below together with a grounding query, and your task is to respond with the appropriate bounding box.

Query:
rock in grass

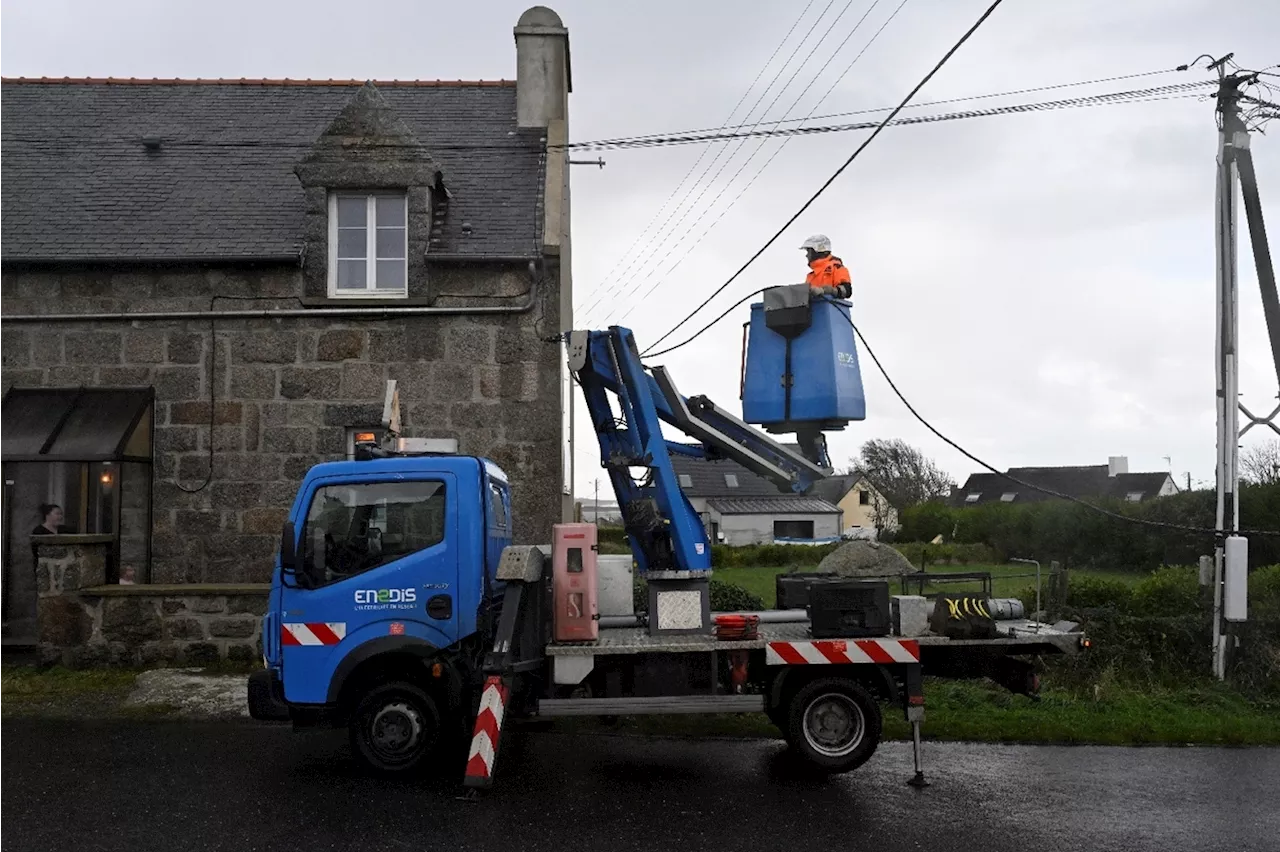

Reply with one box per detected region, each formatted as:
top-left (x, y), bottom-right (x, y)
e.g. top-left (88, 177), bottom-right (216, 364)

top-left (814, 540), bottom-right (915, 578)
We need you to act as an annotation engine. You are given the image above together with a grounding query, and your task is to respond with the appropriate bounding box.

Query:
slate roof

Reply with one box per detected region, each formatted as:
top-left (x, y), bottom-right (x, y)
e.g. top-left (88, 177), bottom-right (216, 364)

top-left (953, 465), bottom-right (1176, 506)
top-left (0, 79), bottom-right (547, 262)
top-left (667, 449), bottom-right (847, 518)
top-left (668, 452), bottom-right (786, 499)
top-left (707, 497), bottom-right (841, 516)
top-left (811, 472), bottom-right (871, 505)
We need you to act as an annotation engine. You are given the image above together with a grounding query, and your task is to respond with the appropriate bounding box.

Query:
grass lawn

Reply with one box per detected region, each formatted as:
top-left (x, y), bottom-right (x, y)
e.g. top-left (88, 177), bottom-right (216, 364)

top-left (713, 562), bottom-right (1143, 607)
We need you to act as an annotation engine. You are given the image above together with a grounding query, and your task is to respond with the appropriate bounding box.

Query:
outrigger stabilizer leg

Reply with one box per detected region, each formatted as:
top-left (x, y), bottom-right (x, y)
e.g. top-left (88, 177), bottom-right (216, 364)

top-left (905, 662), bottom-right (929, 788)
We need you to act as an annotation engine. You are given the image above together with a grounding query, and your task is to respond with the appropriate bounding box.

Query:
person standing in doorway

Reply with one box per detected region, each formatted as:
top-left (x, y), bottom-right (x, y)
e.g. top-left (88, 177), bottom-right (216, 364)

top-left (30, 503), bottom-right (63, 563)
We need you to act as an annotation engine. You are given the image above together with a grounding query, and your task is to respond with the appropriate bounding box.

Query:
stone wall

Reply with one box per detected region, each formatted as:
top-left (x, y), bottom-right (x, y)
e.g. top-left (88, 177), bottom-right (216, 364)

top-left (35, 538), bottom-right (269, 667)
top-left (2, 261), bottom-right (564, 583)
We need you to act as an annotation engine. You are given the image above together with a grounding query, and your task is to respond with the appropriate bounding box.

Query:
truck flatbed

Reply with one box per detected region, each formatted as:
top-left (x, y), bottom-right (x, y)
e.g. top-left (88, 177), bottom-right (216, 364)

top-left (544, 619), bottom-right (1084, 656)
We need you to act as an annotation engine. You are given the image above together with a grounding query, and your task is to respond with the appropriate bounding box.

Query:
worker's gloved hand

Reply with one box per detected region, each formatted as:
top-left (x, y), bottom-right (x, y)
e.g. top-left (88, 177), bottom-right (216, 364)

top-left (836, 283), bottom-right (852, 299)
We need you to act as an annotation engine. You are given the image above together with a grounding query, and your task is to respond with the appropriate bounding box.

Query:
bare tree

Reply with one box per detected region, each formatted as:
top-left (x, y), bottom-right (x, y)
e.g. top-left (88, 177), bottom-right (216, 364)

top-left (1240, 439), bottom-right (1280, 485)
top-left (849, 438), bottom-right (955, 511)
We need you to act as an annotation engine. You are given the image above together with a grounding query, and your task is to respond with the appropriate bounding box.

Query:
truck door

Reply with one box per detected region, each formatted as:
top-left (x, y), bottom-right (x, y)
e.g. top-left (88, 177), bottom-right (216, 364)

top-left (279, 474), bottom-right (458, 704)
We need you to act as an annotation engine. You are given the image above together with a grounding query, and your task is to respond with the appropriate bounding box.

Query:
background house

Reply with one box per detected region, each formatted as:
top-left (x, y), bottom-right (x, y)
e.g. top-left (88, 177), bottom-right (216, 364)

top-left (811, 472), bottom-right (898, 536)
top-left (0, 9), bottom-right (573, 643)
top-left (952, 455), bottom-right (1179, 507)
top-left (668, 453), bottom-right (842, 545)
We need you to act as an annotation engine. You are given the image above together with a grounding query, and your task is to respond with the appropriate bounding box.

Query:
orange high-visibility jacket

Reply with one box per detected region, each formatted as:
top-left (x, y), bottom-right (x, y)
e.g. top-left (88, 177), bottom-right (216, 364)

top-left (806, 255), bottom-right (851, 290)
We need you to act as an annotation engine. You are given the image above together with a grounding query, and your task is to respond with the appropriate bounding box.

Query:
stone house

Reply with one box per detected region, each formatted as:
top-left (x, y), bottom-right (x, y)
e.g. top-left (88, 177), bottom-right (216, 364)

top-left (1, 7), bottom-right (573, 653)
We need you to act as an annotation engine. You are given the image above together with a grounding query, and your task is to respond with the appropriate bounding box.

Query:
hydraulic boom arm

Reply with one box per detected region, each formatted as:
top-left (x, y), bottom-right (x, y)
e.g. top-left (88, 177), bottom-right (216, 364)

top-left (568, 326), bottom-right (834, 576)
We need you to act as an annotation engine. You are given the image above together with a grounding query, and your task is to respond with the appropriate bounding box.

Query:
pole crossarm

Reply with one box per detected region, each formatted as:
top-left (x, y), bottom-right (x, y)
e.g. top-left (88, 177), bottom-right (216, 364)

top-left (1239, 399), bottom-right (1280, 437)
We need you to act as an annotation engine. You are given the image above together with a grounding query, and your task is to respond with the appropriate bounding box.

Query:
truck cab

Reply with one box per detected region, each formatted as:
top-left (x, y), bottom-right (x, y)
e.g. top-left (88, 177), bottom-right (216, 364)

top-left (249, 450), bottom-right (512, 772)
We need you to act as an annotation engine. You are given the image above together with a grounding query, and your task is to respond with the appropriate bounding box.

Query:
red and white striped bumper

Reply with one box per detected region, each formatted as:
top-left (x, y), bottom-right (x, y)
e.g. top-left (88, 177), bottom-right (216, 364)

top-left (280, 622), bottom-right (346, 646)
top-left (463, 676), bottom-right (509, 788)
top-left (766, 638), bottom-right (920, 665)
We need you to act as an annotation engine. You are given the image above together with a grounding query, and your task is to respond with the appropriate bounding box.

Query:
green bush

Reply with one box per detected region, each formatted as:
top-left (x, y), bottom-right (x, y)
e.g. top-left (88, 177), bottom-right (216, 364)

top-left (1249, 564), bottom-right (1280, 617)
top-left (1129, 565), bottom-right (1200, 617)
top-left (633, 578), bottom-right (766, 614)
top-left (1069, 575), bottom-right (1136, 611)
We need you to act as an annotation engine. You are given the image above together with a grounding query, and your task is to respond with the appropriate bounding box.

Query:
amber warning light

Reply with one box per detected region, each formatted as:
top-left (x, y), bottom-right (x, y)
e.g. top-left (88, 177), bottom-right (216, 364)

top-left (354, 432), bottom-right (377, 444)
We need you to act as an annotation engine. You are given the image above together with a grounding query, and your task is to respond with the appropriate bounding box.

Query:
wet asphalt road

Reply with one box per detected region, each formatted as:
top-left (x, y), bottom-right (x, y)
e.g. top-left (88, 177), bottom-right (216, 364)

top-left (2, 719), bottom-right (1278, 852)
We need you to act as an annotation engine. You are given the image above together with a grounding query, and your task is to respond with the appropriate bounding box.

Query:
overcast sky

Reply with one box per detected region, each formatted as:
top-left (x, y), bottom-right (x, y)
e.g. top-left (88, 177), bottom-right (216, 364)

top-left (4, 0), bottom-right (1278, 499)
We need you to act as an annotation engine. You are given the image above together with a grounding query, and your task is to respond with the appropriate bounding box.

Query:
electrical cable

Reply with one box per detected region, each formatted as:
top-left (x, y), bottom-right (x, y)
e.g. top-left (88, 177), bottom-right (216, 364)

top-left (641, 0), bottom-right (1008, 357)
top-left (613, 0), bottom-right (907, 325)
top-left (173, 293), bottom-right (307, 493)
top-left (574, 81), bottom-right (1210, 151)
top-left (643, 288), bottom-right (772, 359)
top-left (576, 0), bottom-right (821, 322)
top-left (581, 67), bottom-right (1182, 147)
top-left (843, 311), bottom-right (1280, 537)
top-left (582, 0), bottom-right (859, 325)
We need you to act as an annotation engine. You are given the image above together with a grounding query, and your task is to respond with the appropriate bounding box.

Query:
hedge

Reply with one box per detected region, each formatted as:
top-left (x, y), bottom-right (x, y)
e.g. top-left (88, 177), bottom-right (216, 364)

top-left (1020, 564), bottom-right (1280, 695)
top-left (896, 482), bottom-right (1280, 572)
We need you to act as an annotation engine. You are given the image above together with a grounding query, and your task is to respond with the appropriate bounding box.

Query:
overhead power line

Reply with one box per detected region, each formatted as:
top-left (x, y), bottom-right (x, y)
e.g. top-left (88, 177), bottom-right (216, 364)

top-left (575, 0), bottom-right (822, 323)
top-left (842, 311), bottom-right (1280, 537)
top-left (576, 80), bottom-right (1211, 151)
top-left (620, 85), bottom-right (1207, 353)
top-left (610, 0), bottom-right (904, 325)
top-left (582, 67), bottom-right (1181, 146)
top-left (611, 0), bottom-right (906, 324)
top-left (581, 0), bottom-right (864, 325)
top-left (642, 0), bottom-right (1008, 357)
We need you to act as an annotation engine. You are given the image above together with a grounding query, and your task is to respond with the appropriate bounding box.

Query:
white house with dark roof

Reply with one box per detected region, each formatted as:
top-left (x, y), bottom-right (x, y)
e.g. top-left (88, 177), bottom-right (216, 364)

top-left (952, 456), bottom-right (1179, 507)
top-left (668, 452), bottom-right (843, 545)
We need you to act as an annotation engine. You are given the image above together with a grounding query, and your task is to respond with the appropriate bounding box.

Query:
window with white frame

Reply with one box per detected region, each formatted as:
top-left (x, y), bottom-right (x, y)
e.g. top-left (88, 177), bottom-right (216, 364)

top-left (965, 493), bottom-right (981, 504)
top-left (329, 192), bottom-right (408, 297)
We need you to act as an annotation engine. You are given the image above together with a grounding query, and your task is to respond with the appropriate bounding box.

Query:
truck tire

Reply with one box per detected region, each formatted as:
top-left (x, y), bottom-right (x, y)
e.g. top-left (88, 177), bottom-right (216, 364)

top-left (349, 681), bottom-right (442, 774)
top-left (785, 677), bottom-right (881, 773)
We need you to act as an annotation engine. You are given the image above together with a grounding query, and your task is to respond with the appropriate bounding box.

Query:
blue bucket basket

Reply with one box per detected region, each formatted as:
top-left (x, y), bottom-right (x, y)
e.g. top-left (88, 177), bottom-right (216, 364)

top-left (741, 286), bottom-right (866, 431)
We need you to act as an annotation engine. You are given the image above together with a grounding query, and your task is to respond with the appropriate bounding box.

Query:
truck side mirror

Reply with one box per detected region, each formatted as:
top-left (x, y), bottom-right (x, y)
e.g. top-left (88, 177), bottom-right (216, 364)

top-left (279, 521), bottom-right (299, 579)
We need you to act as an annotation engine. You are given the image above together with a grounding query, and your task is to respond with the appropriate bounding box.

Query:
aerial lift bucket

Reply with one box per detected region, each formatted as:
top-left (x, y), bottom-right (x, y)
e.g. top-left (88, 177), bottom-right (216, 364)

top-left (741, 284), bottom-right (866, 435)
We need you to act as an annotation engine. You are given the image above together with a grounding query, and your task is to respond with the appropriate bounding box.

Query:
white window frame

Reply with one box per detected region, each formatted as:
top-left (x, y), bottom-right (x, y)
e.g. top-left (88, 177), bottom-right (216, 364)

top-left (1000, 492), bottom-right (1017, 502)
top-left (328, 192), bottom-right (408, 298)
top-left (724, 474), bottom-right (739, 488)
top-left (1125, 491), bottom-right (1144, 502)
top-left (965, 493), bottom-right (981, 504)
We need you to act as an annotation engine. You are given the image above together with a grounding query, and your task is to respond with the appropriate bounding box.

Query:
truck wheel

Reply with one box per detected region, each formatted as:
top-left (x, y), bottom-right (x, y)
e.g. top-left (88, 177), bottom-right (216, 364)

top-left (785, 677), bottom-right (881, 773)
top-left (349, 681), bottom-right (441, 774)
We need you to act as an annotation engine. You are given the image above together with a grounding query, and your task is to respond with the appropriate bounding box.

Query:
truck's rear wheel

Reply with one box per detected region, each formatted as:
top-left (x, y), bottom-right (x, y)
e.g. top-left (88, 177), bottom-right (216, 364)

top-left (785, 677), bottom-right (881, 773)
top-left (350, 681), bottom-right (441, 774)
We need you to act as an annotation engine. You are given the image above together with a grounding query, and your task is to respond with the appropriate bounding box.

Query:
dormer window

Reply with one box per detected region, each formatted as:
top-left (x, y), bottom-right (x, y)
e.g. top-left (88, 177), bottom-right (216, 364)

top-left (328, 192), bottom-right (407, 298)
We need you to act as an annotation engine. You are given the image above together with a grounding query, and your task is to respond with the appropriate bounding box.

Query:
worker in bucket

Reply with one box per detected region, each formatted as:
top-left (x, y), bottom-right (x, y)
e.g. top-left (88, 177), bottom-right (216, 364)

top-left (800, 234), bottom-right (852, 298)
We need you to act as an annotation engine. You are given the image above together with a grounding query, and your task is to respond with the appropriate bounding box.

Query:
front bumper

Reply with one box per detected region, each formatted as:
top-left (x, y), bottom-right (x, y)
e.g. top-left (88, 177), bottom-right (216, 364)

top-left (247, 669), bottom-right (290, 721)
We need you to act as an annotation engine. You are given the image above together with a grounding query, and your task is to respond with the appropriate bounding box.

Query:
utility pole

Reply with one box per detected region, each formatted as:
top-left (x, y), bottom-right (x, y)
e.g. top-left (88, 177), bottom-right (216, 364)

top-left (1206, 53), bottom-right (1280, 678)
top-left (593, 477), bottom-right (600, 524)
top-left (1211, 54), bottom-right (1242, 680)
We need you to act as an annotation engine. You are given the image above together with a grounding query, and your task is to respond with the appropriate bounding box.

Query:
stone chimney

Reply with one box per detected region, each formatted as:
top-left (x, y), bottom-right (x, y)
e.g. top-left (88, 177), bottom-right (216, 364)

top-left (514, 6), bottom-right (571, 128)
top-left (1108, 456), bottom-right (1129, 477)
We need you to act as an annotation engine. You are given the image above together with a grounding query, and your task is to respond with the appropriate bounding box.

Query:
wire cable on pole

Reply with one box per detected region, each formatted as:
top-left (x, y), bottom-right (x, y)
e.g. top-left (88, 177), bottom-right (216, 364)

top-left (844, 311), bottom-right (1280, 537)
top-left (641, 0), bottom-right (1008, 356)
top-left (613, 0), bottom-right (909, 326)
top-left (576, 0), bottom-right (821, 323)
top-left (579, 67), bottom-right (1182, 147)
top-left (582, 0), bottom-right (861, 325)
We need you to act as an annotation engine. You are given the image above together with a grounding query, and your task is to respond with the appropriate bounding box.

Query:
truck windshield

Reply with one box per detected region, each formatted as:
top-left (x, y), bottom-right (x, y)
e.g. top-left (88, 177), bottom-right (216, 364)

top-left (301, 480), bottom-right (446, 585)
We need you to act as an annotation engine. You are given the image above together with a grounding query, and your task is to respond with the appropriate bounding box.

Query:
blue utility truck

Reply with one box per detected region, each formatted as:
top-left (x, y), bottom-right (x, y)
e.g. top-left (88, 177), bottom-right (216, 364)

top-left (249, 287), bottom-right (1085, 790)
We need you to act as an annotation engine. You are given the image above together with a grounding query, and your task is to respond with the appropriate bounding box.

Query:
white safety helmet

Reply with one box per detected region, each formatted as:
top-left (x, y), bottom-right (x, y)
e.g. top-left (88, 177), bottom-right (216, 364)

top-left (799, 234), bottom-right (832, 253)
